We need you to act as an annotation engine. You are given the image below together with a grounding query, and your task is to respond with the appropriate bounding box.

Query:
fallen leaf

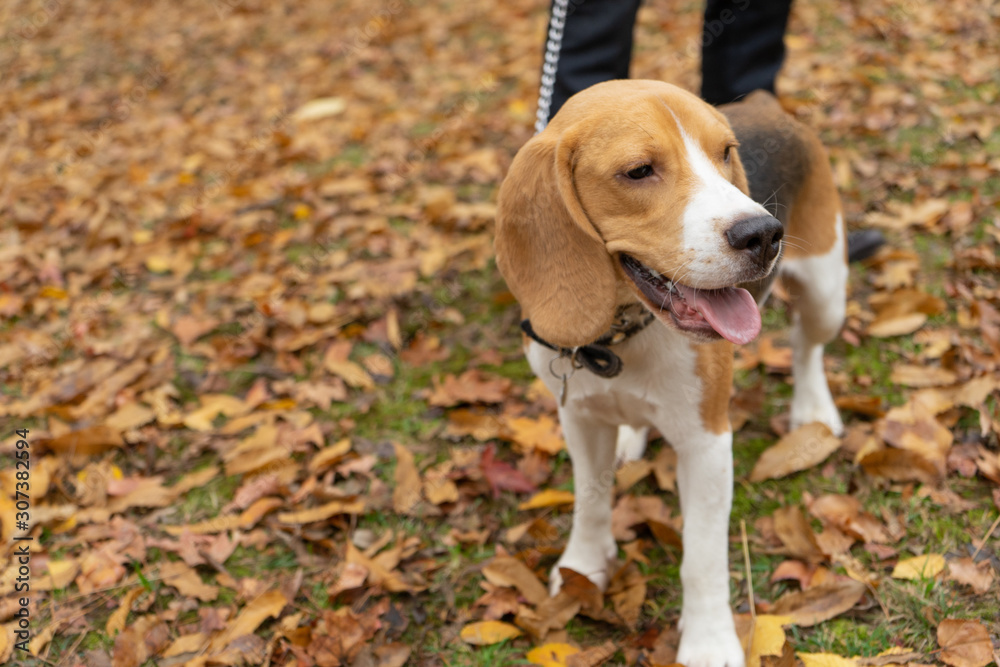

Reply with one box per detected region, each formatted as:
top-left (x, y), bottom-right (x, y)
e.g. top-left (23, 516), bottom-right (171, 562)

top-left (798, 653), bottom-right (859, 667)
top-left (482, 556), bottom-right (549, 605)
top-left (749, 423), bottom-right (841, 482)
top-left (392, 442), bottom-right (422, 514)
top-left (892, 554), bottom-right (945, 580)
top-left (773, 506), bottom-right (825, 562)
top-left (937, 619), bottom-right (993, 667)
top-left (459, 620), bottom-right (523, 645)
top-left (293, 96), bottom-right (347, 121)
top-left (770, 579), bottom-right (867, 626)
top-left (519, 489), bottom-right (575, 510)
top-left (527, 643), bottom-right (581, 666)
top-left (945, 557), bottom-right (995, 594)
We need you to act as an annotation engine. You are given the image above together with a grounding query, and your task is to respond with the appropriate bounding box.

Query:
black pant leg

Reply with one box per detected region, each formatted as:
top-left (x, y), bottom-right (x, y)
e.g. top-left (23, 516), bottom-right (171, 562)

top-left (536, 0), bottom-right (642, 132)
top-left (701, 0), bottom-right (794, 105)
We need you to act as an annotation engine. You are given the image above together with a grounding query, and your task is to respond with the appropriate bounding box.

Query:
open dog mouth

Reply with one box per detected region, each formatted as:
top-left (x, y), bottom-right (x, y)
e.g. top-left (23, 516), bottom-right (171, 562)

top-left (619, 254), bottom-right (761, 345)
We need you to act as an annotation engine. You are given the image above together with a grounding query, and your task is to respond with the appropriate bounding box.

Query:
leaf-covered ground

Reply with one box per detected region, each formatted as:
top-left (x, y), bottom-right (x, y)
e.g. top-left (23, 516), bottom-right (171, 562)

top-left (1, 0), bottom-right (999, 665)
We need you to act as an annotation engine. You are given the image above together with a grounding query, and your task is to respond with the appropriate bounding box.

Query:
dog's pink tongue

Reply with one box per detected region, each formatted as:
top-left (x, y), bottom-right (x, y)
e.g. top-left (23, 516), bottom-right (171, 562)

top-left (676, 285), bottom-right (761, 345)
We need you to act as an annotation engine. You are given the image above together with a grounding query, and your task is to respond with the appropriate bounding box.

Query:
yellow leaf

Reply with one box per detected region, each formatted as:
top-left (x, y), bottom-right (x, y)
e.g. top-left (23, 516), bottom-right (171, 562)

top-left (276, 499), bottom-right (365, 524)
top-left (36, 559), bottom-right (80, 591)
top-left (106, 587), bottom-right (144, 635)
top-left (892, 554), bottom-right (946, 580)
top-left (798, 653), bottom-right (858, 667)
top-left (459, 621), bottom-right (522, 645)
top-left (39, 285), bottom-right (68, 299)
top-left (518, 489), bottom-right (575, 510)
top-left (746, 615), bottom-right (792, 667)
top-left (145, 255), bottom-right (173, 273)
top-left (526, 642), bottom-right (580, 666)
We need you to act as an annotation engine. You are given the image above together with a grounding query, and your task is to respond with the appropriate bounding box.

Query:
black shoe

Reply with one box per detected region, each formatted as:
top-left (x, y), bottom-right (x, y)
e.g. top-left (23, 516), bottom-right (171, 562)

top-left (846, 229), bottom-right (886, 263)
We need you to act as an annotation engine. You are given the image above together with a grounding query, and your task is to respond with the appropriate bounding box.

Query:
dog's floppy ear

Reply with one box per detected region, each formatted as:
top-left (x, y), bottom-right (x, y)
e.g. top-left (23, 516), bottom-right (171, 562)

top-left (495, 129), bottom-right (617, 348)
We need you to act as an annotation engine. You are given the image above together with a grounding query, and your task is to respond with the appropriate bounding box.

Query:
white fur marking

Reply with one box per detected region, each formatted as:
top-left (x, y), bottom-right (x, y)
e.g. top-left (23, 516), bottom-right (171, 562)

top-left (674, 117), bottom-right (770, 287)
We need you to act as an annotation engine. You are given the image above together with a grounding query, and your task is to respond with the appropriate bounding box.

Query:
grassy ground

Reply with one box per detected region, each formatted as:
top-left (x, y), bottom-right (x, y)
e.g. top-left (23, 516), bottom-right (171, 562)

top-left (0, 0), bottom-right (998, 664)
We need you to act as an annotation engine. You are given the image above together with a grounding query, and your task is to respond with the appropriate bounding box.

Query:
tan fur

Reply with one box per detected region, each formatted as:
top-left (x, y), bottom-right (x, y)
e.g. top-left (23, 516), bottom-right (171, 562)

top-left (696, 340), bottom-right (734, 434)
top-left (496, 81), bottom-right (744, 348)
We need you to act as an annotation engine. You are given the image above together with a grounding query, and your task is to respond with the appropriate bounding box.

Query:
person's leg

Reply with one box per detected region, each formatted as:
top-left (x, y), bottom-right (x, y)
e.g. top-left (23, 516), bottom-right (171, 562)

top-left (701, 0), bottom-right (794, 105)
top-left (535, 0), bottom-right (642, 133)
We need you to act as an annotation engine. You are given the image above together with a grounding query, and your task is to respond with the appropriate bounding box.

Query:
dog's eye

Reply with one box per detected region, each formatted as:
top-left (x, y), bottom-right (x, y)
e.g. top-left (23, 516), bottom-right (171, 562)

top-left (625, 164), bottom-right (653, 180)
top-left (723, 145), bottom-right (732, 163)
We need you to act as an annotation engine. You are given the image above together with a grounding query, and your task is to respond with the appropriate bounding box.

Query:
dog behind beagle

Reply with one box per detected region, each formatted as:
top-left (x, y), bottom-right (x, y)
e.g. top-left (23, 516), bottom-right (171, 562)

top-left (495, 80), bottom-right (847, 667)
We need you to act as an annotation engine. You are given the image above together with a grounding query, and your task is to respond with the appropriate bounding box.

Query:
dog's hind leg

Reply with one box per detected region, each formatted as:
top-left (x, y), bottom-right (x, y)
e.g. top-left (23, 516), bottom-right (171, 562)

top-left (615, 425), bottom-right (649, 465)
top-left (780, 212), bottom-right (847, 435)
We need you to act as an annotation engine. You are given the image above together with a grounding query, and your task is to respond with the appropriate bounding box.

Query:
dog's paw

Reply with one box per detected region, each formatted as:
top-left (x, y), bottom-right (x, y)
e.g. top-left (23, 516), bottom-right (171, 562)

top-left (677, 617), bottom-right (745, 667)
top-left (549, 536), bottom-right (618, 595)
top-left (790, 391), bottom-right (843, 436)
top-left (615, 425), bottom-right (649, 465)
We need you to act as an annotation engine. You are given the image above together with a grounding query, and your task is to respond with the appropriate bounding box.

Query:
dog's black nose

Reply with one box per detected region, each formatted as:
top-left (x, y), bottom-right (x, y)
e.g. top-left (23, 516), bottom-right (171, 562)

top-left (725, 215), bottom-right (784, 266)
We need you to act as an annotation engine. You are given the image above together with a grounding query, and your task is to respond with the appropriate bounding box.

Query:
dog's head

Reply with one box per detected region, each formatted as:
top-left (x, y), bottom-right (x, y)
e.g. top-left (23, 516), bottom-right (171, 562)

top-left (496, 80), bottom-right (782, 348)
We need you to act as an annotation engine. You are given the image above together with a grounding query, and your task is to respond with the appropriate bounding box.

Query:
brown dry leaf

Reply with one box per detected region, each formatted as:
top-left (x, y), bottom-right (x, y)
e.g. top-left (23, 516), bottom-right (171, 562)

top-left (607, 562), bottom-right (646, 628)
top-left (106, 587), bottom-right (144, 635)
top-left (182, 394), bottom-right (248, 431)
top-left (890, 364), bottom-right (958, 388)
top-left (773, 506), bottom-right (825, 562)
top-left (423, 462), bottom-right (460, 505)
top-left (308, 438), bottom-right (353, 472)
top-left (652, 446), bottom-right (677, 492)
top-left (445, 408), bottom-right (504, 440)
top-left (867, 312), bottom-right (928, 338)
top-left (945, 558), bottom-right (995, 595)
top-left (770, 579), bottom-right (867, 626)
top-left (392, 442), bottom-right (422, 514)
top-left (40, 425), bottom-right (124, 456)
top-left (172, 314), bottom-right (220, 346)
top-left (566, 641), bottom-right (617, 667)
top-left (758, 332), bottom-right (793, 372)
top-left (112, 615), bottom-right (170, 667)
top-left (859, 447), bottom-right (941, 484)
top-left (808, 494), bottom-right (890, 543)
top-left (937, 619), bottom-right (993, 667)
top-left (482, 556), bottom-right (549, 605)
top-left (277, 498), bottom-right (365, 524)
top-left (427, 370), bottom-right (511, 406)
top-left (616, 459), bottom-right (654, 493)
top-left (375, 643), bottom-right (412, 667)
top-left (749, 423), bottom-right (841, 482)
top-left (159, 561), bottom-right (220, 601)
top-left (505, 414), bottom-right (565, 454)
top-left (207, 589), bottom-right (288, 653)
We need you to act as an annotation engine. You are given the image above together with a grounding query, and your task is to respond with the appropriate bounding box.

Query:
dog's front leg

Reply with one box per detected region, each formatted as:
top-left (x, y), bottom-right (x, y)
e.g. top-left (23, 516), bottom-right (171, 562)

top-left (550, 409), bottom-right (619, 594)
top-left (670, 427), bottom-right (745, 667)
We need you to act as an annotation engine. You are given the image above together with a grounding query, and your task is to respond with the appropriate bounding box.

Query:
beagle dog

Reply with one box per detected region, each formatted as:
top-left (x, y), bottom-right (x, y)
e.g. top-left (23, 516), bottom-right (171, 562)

top-left (495, 80), bottom-right (847, 667)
